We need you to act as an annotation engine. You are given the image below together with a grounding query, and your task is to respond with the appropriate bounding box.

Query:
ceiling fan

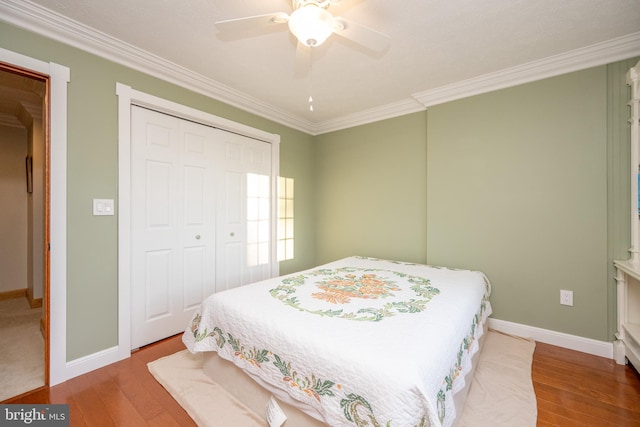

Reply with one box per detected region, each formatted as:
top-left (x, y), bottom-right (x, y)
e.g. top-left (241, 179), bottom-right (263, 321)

top-left (214, 0), bottom-right (390, 52)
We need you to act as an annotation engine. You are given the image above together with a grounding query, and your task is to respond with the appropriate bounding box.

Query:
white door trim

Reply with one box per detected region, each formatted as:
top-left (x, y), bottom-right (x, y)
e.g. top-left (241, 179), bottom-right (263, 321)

top-left (0, 47), bottom-right (70, 386)
top-left (117, 83), bottom-right (280, 358)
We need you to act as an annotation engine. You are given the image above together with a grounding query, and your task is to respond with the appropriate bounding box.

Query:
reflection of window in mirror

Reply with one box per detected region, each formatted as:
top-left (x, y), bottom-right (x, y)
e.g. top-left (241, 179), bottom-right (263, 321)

top-left (278, 176), bottom-right (294, 262)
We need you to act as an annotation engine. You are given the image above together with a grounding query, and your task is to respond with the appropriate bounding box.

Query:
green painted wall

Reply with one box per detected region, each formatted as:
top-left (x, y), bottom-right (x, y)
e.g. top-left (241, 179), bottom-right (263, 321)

top-left (314, 112), bottom-right (428, 264)
top-left (0, 22), bottom-right (316, 360)
top-left (426, 67), bottom-right (609, 341)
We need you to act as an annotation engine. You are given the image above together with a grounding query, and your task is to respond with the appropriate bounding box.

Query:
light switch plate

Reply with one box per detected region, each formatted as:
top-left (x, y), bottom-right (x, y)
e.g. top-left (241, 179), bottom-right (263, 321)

top-left (93, 198), bottom-right (115, 216)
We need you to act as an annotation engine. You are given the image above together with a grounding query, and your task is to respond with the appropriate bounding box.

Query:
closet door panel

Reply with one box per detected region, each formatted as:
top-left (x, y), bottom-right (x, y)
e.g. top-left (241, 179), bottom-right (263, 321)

top-left (131, 106), bottom-right (274, 348)
top-left (131, 107), bottom-right (218, 348)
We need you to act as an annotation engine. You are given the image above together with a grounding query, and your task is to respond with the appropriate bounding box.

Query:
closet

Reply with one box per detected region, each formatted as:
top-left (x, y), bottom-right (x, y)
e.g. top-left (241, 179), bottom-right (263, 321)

top-left (130, 106), bottom-right (275, 348)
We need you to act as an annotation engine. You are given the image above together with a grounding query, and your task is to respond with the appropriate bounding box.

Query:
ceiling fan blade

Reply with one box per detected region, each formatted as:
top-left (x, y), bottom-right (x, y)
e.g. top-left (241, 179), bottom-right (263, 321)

top-left (333, 17), bottom-right (390, 52)
top-left (215, 12), bottom-right (289, 33)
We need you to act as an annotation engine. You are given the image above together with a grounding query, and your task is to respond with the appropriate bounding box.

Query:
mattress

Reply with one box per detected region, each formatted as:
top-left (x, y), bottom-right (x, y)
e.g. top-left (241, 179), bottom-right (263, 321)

top-left (183, 256), bottom-right (492, 427)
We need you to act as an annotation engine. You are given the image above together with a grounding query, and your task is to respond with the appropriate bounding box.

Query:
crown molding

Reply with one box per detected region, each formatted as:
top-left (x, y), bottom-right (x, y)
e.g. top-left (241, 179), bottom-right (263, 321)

top-left (412, 32), bottom-right (640, 108)
top-left (1, 0), bottom-right (639, 136)
top-left (310, 98), bottom-right (425, 135)
top-left (0, 113), bottom-right (24, 129)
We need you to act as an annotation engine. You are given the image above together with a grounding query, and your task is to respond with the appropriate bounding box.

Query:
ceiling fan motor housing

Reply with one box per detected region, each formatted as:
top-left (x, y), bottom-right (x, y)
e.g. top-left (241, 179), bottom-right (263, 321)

top-left (289, 0), bottom-right (337, 47)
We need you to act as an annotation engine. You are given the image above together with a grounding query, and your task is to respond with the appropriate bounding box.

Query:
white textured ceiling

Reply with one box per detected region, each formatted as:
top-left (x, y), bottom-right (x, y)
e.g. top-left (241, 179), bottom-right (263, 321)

top-left (2, 0), bottom-right (640, 133)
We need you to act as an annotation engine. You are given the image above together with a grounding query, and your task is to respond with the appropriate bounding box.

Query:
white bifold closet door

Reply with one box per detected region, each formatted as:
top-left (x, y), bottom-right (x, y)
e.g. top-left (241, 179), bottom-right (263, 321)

top-left (130, 106), bottom-right (272, 349)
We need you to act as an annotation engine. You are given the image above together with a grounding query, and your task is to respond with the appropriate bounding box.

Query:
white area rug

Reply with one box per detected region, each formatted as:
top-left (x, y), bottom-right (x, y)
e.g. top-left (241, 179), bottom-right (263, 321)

top-left (0, 298), bottom-right (44, 401)
top-left (148, 330), bottom-right (537, 427)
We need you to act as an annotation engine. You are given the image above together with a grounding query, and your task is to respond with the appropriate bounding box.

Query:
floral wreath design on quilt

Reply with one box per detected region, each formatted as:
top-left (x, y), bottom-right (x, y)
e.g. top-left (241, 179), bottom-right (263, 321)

top-left (269, 266), bottom-right (441, 321)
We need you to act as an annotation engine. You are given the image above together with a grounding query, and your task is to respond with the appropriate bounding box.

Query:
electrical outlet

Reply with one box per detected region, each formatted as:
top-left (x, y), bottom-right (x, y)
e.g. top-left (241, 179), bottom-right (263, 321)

top-left (560, 290), bottom-right (573, 306)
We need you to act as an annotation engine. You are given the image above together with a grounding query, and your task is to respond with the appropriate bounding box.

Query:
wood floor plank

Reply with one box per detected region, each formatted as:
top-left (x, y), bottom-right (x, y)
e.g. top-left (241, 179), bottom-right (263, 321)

top-left (7, 387), bottom-right (50, 404)
top-left (145, 411), bottom-right (183, 427)
top-left (533, 361), bottom-right (640, 415)
top-left (89, 365), bottom-right (149, 426)
top-left (103, 358), bottom-right (166, 420)
top-left (534, 342), bottom-right (614, 369)
top-left (535, 382), bottom-right (639, 425)
top-left (532, 343), bottom-right (640, 427)
top-left (63, 373), bottom-right (116, 427)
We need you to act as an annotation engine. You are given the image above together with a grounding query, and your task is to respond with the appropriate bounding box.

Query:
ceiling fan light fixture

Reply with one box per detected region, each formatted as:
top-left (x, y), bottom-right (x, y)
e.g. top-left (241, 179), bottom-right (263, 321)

top-left (288, 4), bottom-right (335, 47)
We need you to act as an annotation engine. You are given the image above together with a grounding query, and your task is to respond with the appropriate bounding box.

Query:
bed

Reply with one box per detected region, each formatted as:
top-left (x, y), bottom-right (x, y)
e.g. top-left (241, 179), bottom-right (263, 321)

top-left (183, 256), bottom-right (492, 427)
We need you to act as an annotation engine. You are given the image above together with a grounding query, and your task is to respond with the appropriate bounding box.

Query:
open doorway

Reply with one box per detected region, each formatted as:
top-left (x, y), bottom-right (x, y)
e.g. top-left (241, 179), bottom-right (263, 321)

top-left (0, 63), bottom-right (49, 400)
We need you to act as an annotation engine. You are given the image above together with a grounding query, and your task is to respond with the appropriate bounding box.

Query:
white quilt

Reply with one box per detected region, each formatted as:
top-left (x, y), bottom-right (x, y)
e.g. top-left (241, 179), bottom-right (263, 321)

top-left (183, 256), bottom-right (492, 427)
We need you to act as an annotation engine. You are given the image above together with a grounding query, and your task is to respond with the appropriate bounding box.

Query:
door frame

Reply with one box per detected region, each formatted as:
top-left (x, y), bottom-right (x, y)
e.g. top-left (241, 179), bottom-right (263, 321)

top-left (117, 83), bottom-right (280, 354)
top-left (0, 48), bottom-right (70, 386)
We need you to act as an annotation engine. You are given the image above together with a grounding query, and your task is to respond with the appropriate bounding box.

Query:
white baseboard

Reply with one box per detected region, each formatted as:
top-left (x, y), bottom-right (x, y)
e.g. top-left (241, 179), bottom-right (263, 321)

top-left (64, 345), bottom-right (130, 381)
top-left (489, 318), bottom-right (613, 359)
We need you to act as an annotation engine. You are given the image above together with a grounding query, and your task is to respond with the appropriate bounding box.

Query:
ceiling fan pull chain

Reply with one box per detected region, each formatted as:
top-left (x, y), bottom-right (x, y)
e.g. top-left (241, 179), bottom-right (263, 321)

top-left (308, 47), bottom-right (315, 112)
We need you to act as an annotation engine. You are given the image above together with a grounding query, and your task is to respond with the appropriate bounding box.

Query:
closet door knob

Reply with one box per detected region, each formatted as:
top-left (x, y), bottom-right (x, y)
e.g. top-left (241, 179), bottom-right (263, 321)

top-left (230, 232), bottom-right (235, 237)
top-left (195, 235), bottom-right (201, 240)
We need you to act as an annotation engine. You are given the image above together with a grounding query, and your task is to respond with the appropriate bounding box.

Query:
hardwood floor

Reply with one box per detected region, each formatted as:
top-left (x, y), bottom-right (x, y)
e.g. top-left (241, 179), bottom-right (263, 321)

top-left (3, 335), bottom-right (640, 426)
top-left (533, 342), bottom-right (640, 426)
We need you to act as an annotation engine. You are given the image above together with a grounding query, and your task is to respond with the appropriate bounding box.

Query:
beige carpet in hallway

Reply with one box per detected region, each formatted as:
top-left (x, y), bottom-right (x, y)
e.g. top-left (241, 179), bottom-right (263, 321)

top-left (0, 297), bottom-right (44, 401)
